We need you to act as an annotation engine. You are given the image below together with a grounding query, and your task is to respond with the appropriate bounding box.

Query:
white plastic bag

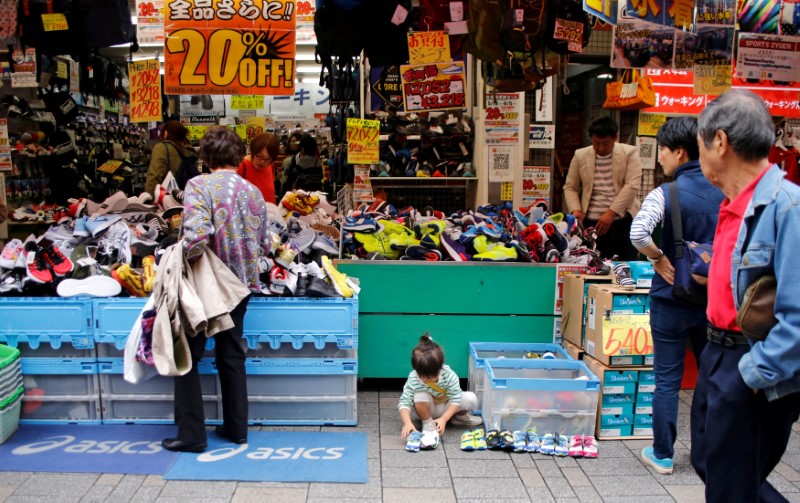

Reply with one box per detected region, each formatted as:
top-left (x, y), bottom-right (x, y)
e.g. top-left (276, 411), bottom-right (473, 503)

top-left (123, 295), bottom-right (158, 384)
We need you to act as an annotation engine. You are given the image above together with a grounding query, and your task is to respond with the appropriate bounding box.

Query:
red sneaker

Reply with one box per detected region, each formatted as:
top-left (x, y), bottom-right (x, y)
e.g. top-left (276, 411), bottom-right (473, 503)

top-left (42, 246), bottom-right (73, 277)
top-left (24, 244), bottom-right (53, 283)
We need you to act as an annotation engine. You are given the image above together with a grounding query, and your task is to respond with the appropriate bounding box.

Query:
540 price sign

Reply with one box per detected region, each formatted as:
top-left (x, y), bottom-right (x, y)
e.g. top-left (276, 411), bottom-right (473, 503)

top-left (128, 59), bottom-right (161, 123)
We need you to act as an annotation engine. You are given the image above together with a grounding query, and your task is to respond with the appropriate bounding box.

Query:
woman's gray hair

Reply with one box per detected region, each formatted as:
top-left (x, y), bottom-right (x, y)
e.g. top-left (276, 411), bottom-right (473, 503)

top-left (697, 89), bottom-right (775, 162)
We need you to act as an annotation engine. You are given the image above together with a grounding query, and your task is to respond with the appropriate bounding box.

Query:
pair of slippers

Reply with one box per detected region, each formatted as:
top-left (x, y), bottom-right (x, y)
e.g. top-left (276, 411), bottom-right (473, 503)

top-left (460, 428), bottom-right (488, 451)
top-left (405, 430), bottom-right (440, 452)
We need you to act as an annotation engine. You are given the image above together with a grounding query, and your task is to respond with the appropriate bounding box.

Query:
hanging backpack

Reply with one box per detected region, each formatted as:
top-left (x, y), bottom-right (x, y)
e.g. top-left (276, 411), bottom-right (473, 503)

top-left (314, 0), bottom-right (368, 59)
top-left (545, 0), bottom-right (590, 55)
top-left (364, 0), bottom-right (413, 66)
top-left (501, 0), bottom-right (547, 53)
top-left (464, 0), bottom-right (505, 63)
top-left (19, 0), bottom-right (80, 56)
top-left (75, 0), bottom-right (135, 49)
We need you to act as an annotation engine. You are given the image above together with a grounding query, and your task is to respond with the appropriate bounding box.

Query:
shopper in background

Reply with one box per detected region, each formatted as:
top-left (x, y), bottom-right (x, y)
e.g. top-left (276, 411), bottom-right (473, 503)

top-left (563, 116), bottom-right (642, 260)
top-left (398, 333), bottom-right (482, 440)
top-left (691, 90), bottom-right (800, 501)
top-left (629, 117), bottom-right (724, 475)
top-left (284, 134), bottom-right (323, 193)
top-left (162, 126), bottom-right (271, 453)
top-left (237, 132), bottom-right (280, 204)
top-left (279, 131), bottom-right (303, 198)
top-left (145, 120), bottom-right (197, 197)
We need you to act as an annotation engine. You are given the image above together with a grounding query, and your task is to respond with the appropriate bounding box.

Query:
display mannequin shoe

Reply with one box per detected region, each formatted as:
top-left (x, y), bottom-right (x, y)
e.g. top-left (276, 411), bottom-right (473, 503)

top-left (214, 426), bottom-right (247, 444)
top-left (161, 438), bottom-right (207, 452)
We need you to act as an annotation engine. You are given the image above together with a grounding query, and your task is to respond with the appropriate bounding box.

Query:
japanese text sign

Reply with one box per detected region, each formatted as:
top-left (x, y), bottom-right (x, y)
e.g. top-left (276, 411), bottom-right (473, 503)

top-left (407, 31), bottom-right (451, 64)
top-left (165, 0), bottom-right (296, 96)
top-left (693, 65), bottom-right (731, 95)
top-left (136, 0), bottom-right (165, 44)
top-left (602, 314), bottom-right (654, 356)
top-left (129, 59), bottom-right (162, 123)
top-left (637, 112), bottom-right (666, 136)
top-left (346, 118), bottom-right (380, 164)
top-left (400, 62), bottom-right (466, 112)
top-left (230, 95), bottom-right (265, 110)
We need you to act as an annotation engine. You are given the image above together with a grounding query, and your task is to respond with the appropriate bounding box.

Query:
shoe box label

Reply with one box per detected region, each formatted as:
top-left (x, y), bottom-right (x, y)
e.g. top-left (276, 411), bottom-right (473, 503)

top-left (633, 427), bottom-right (654, 436)
top-left (634, 414), bottom-right (653, 426)
top-left (636, 392), bottom-right (654, 405)
top-left (602, 381), bottom-right (637, 395)
top-left (599, 425), bottom-right (633, 437)
top-left (637, 383), bottom-right (656, 393)
top-left (602, 392), bottom-right (634, 405)
top-left (612, 294), bottom-right (648, 309)
top-left (610, 355), bottom-right (644, 366)
top-left (600, 413), bottom-right (633, 426)
top-left (638, 371), bottom-right (655, 383)
top-left (635, 405), bottom-right (653, 415)
top-left (601, 403), bottom-right (634, 416)
top-left (604, 370), bottom-right (639, 383)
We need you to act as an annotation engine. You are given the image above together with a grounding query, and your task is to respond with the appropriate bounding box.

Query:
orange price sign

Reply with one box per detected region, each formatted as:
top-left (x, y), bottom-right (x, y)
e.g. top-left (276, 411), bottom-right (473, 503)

top-left (400, 62), bottom-right (466, 112)
top-left (346, 118), bottom-right (380, 165)
top-left (164, 0), bottom-right (296, 96)
top-left (602, 315), bottom-right (654, 356)
top-left (128, 59), bottom-right (162, 123)
top-left (407, 30), bottom-right (451, 64)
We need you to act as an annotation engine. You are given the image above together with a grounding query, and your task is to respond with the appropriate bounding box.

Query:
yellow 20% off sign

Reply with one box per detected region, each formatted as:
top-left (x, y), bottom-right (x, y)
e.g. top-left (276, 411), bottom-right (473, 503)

top-left (128, 59), bottom-right (162, 123)
top-left (346, 119), bottom-right (380, 165)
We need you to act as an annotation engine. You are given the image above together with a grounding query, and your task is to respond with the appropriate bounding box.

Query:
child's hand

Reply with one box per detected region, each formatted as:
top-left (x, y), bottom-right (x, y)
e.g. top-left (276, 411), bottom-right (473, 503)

top-left (401, 424), bottom-right (417, 438)
top-left (434, 417), bottom-right (447, 435)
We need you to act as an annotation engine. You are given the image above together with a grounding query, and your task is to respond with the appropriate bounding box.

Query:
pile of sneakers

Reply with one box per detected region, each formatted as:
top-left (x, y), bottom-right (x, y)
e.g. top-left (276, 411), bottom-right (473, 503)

top-left (339, 199), bottom-right (612, 269)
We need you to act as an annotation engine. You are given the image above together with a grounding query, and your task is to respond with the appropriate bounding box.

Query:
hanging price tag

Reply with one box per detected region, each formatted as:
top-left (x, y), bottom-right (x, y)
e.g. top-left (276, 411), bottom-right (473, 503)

top-left (41, 13), bottom-right (68, 31)
top-left (553, 18), bottom-right (584, 52)
top-left (346, 118), bottom-right (380, 164)
top-left (407, 31), bottom-right (452, 64)
top-left (128, 59), bottom-right (162, 123)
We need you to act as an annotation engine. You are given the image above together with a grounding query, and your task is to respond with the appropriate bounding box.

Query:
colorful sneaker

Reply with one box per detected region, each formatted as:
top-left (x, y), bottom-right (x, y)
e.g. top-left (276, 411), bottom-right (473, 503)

top-left (86, 214), bottom-right (123, 238)
top-left (485, 430), bottom-right (502, 450)
top-left (582, 435), bottom-right (598, 458)
top-left (73, 216), bottom-right (90, 238)
top-left (473, 428), bottom-right (487, 451)
top-left (473, 243), bottom-right (517, 262)
top-left (540, 433), bottom-right (556, 455)
top-left (41, 246), bottom-right (73, 277)
top-left (568, 435), bottom-right (584, 457)
top-left (460, 430), bottom-right (478, 451)
top-left (499, 430), bottom-right (515, 451)
top-left (419, 430), bottom-right (440, 450)
top-left (526, 428), bottom-right (541, 453)
top-left (641, 447), bottom-right (672, 474)
top-left (142, 256), bottom-right (156, 293)
top-left (321, 256), bottom-right (353, 298)
top-left (513, 431), bottom-right (528, 453)
top-left (274, 242), bottom-right (299, 269)
top-left (613, 262), bottom-right (636, 290)
top-left (554, 433), bottom-right (569, 457)
top-left (440, 232), bottom-right (471, 261)
top-left (112, 264), bottom-right (147, 297)
top-left (0, 239), bottom-right (24, 269)
top-left (405, 431), bottom-right (423, 452)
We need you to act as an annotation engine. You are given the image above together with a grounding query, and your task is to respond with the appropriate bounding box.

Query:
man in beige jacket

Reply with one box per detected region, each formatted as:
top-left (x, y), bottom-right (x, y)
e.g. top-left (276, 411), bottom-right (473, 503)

top-left (563, 116), bottom-right (642, 260)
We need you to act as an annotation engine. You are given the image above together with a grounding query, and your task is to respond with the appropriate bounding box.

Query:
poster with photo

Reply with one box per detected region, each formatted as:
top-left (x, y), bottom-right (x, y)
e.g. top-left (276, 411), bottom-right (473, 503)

top-left (611, 21), bottom-right (675, 68)
top-left (738, 0), bottom-right (781, 33)
top-left (673, 26), bottom-right (735, 69)
top-left (695, 0), bottom-right (736, 25)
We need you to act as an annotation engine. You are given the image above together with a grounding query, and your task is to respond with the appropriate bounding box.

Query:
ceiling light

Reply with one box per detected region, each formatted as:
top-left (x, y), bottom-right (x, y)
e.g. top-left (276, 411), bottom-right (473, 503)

top-left (300, 77), bottom-right (320, 83)
top-left (597, 73), bottom-right (613, 79)
top-left (297, 65), bottom-right (322, 73)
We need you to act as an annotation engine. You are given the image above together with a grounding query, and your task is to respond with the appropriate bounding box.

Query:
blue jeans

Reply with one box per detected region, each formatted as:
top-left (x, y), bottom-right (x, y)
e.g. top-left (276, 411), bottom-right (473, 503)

top-left (649, 297), bottom-right (707, 459)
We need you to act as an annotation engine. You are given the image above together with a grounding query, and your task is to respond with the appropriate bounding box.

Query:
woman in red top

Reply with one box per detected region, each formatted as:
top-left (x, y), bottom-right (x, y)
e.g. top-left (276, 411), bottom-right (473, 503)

top-left (237, 133), bottom-right (280, 204)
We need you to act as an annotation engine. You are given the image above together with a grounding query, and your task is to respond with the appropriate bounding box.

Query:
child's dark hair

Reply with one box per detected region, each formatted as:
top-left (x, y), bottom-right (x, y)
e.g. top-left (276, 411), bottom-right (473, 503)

top-left (411, 333), bottom-right (444, 378)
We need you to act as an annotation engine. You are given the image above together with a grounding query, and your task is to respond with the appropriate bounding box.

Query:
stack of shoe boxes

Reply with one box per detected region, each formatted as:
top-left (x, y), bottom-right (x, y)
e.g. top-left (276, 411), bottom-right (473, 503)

top-left (0, 296), bottom-right (358, 426)
top-left (560, 278), bottom-right (655, 440)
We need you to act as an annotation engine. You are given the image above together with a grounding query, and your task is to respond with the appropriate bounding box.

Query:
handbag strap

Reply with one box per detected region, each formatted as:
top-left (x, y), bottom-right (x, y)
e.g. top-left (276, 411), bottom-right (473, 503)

top-left (668, 181), bottom-right (684, 259)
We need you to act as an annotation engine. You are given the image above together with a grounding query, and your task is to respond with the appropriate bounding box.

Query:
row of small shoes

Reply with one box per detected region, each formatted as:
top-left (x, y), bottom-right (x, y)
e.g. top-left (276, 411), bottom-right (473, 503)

top-left (459, 428), bottom-right (598, 458)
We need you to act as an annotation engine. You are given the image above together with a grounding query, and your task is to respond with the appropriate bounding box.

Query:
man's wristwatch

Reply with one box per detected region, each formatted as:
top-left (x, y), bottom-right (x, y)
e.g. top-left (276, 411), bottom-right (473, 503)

top-left (647, 250), bottom-right (665, 265)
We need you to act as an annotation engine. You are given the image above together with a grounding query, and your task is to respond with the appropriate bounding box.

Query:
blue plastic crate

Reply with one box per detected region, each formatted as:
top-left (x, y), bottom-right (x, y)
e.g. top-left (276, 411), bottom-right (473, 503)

top-left (0, 298), bottom-right (93, 349)
top-left (92, 298), bottom-right (147, 348)
top-left (19, 357), bottom-right (101, 424)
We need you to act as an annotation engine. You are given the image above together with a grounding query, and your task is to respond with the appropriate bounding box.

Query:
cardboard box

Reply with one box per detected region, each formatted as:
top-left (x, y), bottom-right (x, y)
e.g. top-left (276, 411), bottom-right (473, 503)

top-left (561, 274), bottom-right (614, 348)
top-left (584, 355), bottom-right (654, 440)
top-left (629, 261), bottom-right (655, 288)
top-left (584, 284), bottom-right (654, 366)
top-left (561, 339), bottom-right (583, 360)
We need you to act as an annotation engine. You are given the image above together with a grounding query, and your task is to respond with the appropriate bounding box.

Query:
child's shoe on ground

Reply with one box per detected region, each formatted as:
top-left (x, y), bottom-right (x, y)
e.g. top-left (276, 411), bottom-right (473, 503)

top-left (405, 432), bottom-right (423, 452)
top-left (568, 435), bottom-right (584, 457)
top-left (641, 447), bottom-right (672, 474)
top-left (526, 428), bottom-right (541, 453)
top-left (540, 433), bottom-right (556, 455)
top-left (512, 431), bottom-right (527, 453)
top-left (582, 435), bottom-right (598, 458)
top-left (486, 430), bottom-right (501, 450)
top-left (473, 428), bottom-right (487, 451)
top-left (460, 430), bottom-right (477, 451)
top-left (450, 412), bottom-right (483, 427)
top-left (419, 430), bottom-right (440, 450)
top-left (554, 433), bottom-right (569, 457)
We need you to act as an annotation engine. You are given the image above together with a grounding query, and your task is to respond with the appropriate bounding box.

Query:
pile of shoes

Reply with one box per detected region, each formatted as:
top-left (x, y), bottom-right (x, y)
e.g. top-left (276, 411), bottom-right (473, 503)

top-left (340, 199), bottom-right (612, 269)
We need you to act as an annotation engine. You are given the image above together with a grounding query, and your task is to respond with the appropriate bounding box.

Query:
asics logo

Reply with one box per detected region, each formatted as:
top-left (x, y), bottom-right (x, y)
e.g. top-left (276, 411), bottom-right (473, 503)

top-left (197, 446), bottom-right (346, 463)
top-left (12, 436), bottom-right (162, 455)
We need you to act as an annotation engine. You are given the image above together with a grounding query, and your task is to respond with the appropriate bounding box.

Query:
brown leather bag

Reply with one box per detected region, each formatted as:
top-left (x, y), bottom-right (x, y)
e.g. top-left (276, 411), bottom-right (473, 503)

top-left (736, 275), bottom-right (777, 341)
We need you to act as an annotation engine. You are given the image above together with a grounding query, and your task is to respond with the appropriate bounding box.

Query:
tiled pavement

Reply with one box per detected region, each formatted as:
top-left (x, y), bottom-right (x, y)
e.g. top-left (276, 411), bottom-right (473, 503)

top-left (2, 390), bottom-right (800, 502)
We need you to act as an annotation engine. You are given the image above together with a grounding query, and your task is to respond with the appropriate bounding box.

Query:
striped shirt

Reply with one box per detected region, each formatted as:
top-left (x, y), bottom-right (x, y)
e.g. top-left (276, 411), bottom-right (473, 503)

top-left (398, 364), bottom-right (463, 410)
top-left (630, 186), bottom-right (666, 249)
top-left (587, 154), bottom-right (615, 220)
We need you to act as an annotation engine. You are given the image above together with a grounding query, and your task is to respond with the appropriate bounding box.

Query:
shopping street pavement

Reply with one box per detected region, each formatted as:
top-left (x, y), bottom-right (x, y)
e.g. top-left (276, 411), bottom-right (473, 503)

top-left (1, 390), bottom-right (800, 502)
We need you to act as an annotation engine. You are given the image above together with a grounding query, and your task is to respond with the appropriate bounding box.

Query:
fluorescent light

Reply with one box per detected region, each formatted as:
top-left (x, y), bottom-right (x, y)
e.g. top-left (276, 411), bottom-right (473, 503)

top-left (131, 15), bottom-right (137, 25)
top-left (295, 53), bottom-right (317, 61)
top-left (597, 73), bottom-right (614, 79)
top-left (297, 65), bottom-right (322, 73)
top-left (300, 77), bottom-right (320, 83)
top-left (296, 40), bottom-right (317, 46)
top-left (159, 68), bottom-right (165, 75)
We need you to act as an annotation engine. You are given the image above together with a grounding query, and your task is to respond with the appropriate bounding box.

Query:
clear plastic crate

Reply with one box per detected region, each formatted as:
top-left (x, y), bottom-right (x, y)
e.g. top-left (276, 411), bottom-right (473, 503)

top-left (21, 358), bottom-right (99, 397)
top-left (243, 359), bottom-right (357, 397)
top-left (0, 394), bottom-right (22, 444)
top-left (20, 394), bottom-right (101, 423)
top-left (468, 342), bottom-right (573, 412)
top-left (481, 359), bottom-right (600, 436)
top-left (97, 359), bottom-right (219, 396)
top-left (101, 394), bottom-right (222, 424)
top-left (248, 395), bottom-right (357, 425)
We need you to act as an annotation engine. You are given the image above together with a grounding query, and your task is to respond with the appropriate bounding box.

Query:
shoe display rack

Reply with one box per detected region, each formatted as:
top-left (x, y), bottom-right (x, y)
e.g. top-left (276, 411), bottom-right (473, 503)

top-left (0, 296), bottom-right (358, 426)
top-left (336, 261), bottom-right (561, 378)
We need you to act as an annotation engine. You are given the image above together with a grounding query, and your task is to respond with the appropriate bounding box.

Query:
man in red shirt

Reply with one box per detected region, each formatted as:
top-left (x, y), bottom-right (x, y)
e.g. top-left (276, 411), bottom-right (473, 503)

top-left (691, 90), bottom-right (800, 502)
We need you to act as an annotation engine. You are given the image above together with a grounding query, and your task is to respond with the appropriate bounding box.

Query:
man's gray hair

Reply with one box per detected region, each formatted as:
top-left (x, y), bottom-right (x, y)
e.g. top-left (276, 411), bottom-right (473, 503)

top-left (697, 89), bottom-right (775, 162)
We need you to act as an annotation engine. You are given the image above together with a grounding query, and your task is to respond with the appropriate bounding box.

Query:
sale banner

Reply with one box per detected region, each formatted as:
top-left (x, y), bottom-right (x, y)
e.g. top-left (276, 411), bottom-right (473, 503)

top-left (295, 0), bottom-right (316, 44)
top-left (164, 0), bottom-right (296, 96)
top-left (637, 112), bottom-right (666, 136)
top-left (522, 165), bottom-right (551, 207)
top-left (602, 314), bottom-right (654, 356)
top-left (346, 118), bottom-right (380, 165)
top-left (136, 0), bottom-right (165, 45)
top-left (694, 64), bottom-right (732, 95)
top-left (128, 59), bottom-right (162, 123)
top-left (407, 31), bottom-right (451, 64)
top-left (400, 62), bottom-right (466, 112)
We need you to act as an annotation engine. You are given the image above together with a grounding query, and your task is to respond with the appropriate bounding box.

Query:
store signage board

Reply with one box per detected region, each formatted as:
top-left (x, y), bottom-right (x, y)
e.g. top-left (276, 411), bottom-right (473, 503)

top-left (554, 265), bottom-right (591, 315)
top-left (601, 314), bottom-right (654, 355)
top-left (186, 125), bottom-right (210, 142)
top-left (353, 165), bottom-right (373, 204)
top-left (735, 34), bottom-right (800, 84)
top-left (231, 95), bottom-right (265, 110)
top-left (522, 165), bottom-right (551, 207)
top-left (693, 64), bottom-right (731, 95)
top-left (625, 0), bottom-right (693, 28)
top-left (136, 0), bottom-right (165, 45)
top-left (673, 26), bottom-right (735, 70)
top-left (644, 69), bottom-right (800, 117)
top-left (637, 112), bottom-right (666, 136)
top-left (399, 62), bottom-right (466, 112)
top-left (529, 125), bottom-right (555, 149)
top-left (295, 0), bottom-right (316, 44)
top-left (346, 118), bottom-right (380, 165)
top-left (370, 65), bottom-right (405, 112)
top-left (484, 93), bottom-right (523, 145)
top-left (129, 59), bottom-right (162, 123)
top-left (164, 0), bottom-right (296, 96)
top-left (407, 31), bottom-right (451, 64)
